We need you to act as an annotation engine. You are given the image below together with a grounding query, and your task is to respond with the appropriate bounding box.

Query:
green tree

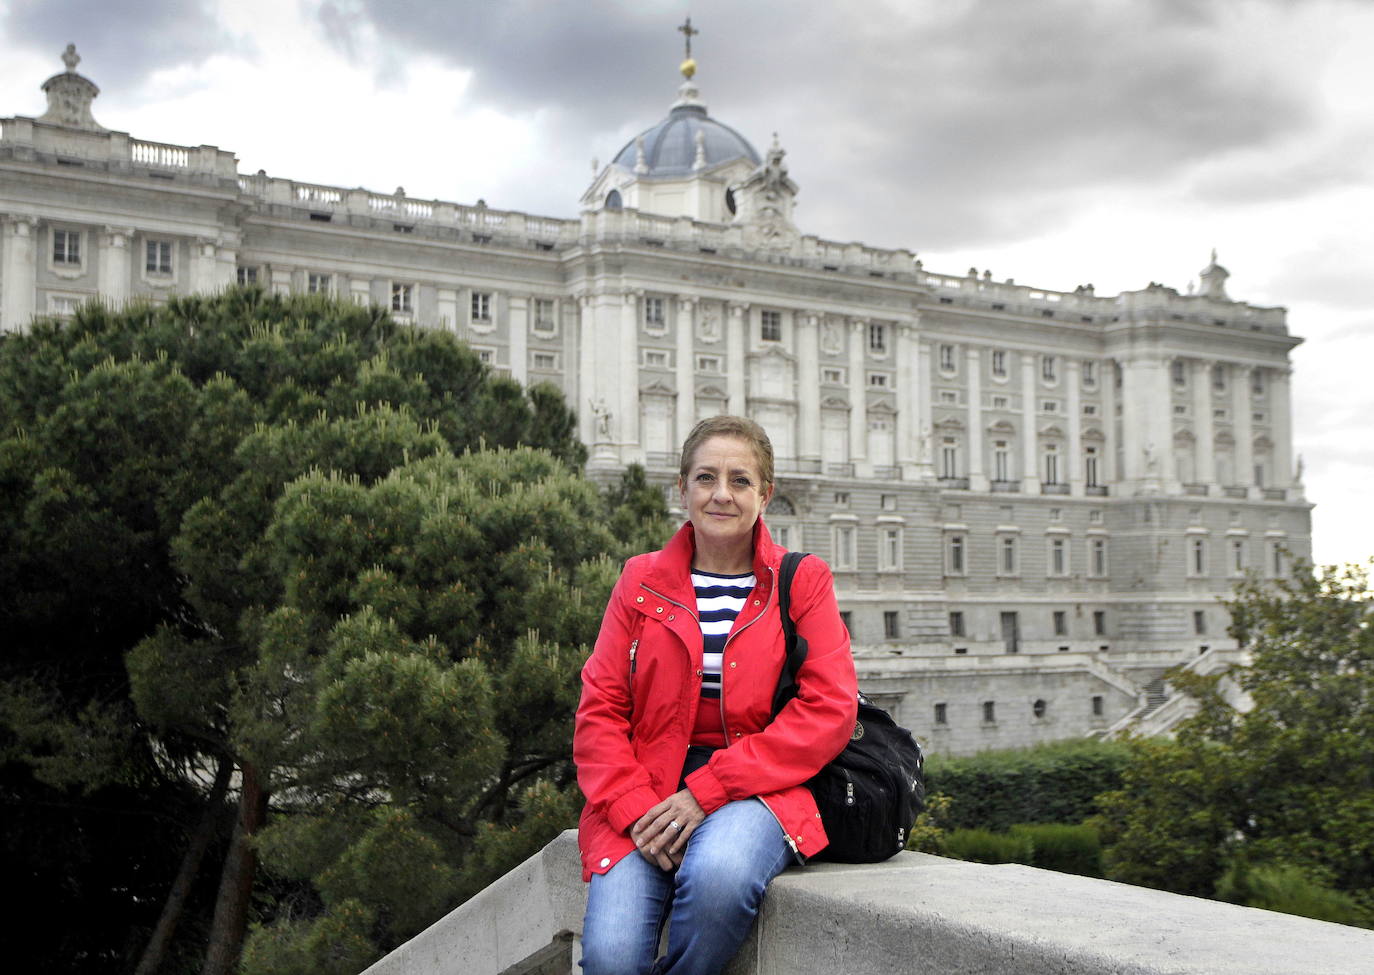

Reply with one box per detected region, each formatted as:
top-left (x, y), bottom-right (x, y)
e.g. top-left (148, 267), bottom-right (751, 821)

top-left (0, 290), bottom-right (667, 973)
top-left (1092, 561), bottom-right (1374, 922)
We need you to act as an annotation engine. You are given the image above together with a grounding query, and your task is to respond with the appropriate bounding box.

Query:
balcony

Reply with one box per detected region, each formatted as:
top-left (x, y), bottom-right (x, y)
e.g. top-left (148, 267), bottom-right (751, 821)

top-left (1041, 482), bottom-right (1070, 495)
top-left (989, 479), bottom-right (1021, 493)
top-left (1085, 484), bottom-right (1109, 496)
top-left (1224, 486), bottom-right (1248, 499)
top-left (1183, 483), bottom-right (1209, 496)
top-left (937, 476), bottom-right (970, 489)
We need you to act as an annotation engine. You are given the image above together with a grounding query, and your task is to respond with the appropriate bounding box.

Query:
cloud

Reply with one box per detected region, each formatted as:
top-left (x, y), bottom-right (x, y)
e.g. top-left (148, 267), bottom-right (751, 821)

top-left (1, 0), bottom-right (251, 95)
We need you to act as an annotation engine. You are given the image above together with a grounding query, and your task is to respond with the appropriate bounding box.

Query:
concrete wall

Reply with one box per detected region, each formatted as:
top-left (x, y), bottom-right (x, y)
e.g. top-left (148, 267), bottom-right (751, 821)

top-left (364, 829), bottom-right (1374, 975)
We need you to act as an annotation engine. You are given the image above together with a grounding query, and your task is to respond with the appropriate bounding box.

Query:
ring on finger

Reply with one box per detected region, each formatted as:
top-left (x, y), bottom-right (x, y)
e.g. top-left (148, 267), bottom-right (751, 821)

top-left (668, 820), bottom-right (681, 831)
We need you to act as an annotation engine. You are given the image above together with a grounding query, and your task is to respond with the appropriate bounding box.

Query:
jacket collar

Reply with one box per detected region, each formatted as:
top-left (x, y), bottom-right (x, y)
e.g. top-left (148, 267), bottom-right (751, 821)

top-left (646, 517), bottom-right (781, 599)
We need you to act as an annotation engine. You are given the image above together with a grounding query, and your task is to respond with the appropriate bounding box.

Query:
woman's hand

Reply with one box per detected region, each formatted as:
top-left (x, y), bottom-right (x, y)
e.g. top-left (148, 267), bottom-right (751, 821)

top-left (631, 789), bottom-right (706, 869)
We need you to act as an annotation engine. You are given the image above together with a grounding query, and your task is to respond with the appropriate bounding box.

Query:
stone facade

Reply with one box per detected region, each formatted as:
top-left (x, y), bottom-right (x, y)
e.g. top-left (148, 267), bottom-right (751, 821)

top-left (0, 51), bottom-right (1312, 754)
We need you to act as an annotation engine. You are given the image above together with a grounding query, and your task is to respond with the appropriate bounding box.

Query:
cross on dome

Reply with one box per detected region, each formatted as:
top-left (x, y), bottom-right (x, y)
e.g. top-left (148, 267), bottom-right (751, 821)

top-left (677, 16), bottom-right (699, 79)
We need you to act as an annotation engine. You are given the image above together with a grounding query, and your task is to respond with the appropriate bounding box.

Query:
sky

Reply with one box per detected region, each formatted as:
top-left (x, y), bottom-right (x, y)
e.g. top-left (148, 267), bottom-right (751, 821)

top-left (2, 0), bottom-right (1370, 568)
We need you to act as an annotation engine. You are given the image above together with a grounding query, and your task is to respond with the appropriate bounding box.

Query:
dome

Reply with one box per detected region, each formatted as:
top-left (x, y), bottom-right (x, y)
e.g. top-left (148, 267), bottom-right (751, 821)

top-left (612, 102), bottom-right (760, 179)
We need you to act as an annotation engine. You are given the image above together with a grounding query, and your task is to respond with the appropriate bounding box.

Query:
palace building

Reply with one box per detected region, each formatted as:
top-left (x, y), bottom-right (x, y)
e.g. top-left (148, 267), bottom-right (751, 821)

top-left (0, 46), bottom-right (1311, 753)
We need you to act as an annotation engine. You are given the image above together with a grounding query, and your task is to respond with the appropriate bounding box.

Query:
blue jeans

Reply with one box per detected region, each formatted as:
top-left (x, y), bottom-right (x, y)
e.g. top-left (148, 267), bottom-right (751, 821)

top-left (580, 799), bottom-right (792, 975)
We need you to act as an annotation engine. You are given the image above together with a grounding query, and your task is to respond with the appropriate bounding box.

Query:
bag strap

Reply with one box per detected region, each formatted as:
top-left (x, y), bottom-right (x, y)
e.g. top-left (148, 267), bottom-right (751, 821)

top-left (771, 551), bottom-right (809, 716)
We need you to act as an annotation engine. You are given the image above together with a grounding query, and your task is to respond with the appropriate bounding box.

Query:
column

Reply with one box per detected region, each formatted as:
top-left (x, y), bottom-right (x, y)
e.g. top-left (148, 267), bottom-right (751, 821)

top-left (1020, 351), bottom-right (1038, 493)
top-left (1101, 359), bottom-right (1118, 484)
top-left (561, 299), bottom-right (579, 419)
top-left (674, 296), bottom-right (696, 446)
top-left (1159, 355), bottom-right (1179, 491)
top-left (1191, 358), bottom-right (1216, 489)
top-left (895, 316), bottom-right (918, 473)
top-left (190, 238), bottom-right (217, 295)
top-left (726, 302), bottom-right (748, 416)
top-left (1, 215), bottom-right (37, 332)
top-left (436, 288), bottom-right (458, 333)
top-left (1269, 366), bottom-right (1293, 491)
top-left (577, 293), bottom-right (597, 447)
top-left (1067, 358), bottom-right (1084, 494)
top-left (847, 319), bottom-right (867, 465)
top-left (619, 291), bottom-right (642, 455)
top-left (1232, 363), bottom-right (1255, 495)
top-left (916, 340), bottom-right (933, 476)
top-left (508, 295), bottom-right (529, 386)
top-left (796, 311), bottom-right (822, 467)
top-left (965, 346), bottom-right (985, 491)
top-left (270, 264), bottom-right (293, 296)
top-left (98, 225), bottom-right (133, 305)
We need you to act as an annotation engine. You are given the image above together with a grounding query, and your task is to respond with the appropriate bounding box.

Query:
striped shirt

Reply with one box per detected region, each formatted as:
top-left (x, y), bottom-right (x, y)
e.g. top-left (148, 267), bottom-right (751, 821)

top-left (691, 569), bottom-right (756, 744)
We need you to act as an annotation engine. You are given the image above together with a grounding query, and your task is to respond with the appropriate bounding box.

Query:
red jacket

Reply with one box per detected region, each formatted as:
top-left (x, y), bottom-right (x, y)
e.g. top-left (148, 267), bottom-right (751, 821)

top-left (573, 518), bottom-right (858, 881)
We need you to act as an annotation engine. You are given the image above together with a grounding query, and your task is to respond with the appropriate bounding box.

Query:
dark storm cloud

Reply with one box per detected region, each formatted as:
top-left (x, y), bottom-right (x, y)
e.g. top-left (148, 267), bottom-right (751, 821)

top-left (323, 0), bottom-right (1318, 252)
top-left (2, 0), bottom-right (248, 98)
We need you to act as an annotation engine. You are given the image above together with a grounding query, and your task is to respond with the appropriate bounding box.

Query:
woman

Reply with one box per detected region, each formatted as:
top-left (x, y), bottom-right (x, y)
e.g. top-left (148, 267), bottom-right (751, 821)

top-left (574, 415), bottom-right (858, 975)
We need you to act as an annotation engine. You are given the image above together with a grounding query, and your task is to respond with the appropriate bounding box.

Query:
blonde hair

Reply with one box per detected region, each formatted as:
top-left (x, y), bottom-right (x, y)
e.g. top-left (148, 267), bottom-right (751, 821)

top-left (678, 415), bottom-right (774, 493)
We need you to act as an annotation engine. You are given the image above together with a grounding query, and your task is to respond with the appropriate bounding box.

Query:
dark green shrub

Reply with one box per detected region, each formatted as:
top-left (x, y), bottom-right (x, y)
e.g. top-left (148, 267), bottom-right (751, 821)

top-left (1010, 823), bottom-right (1103, 877)
top-left (1216, 862), bottom-right (1371, 928)
top-left (926, 738), bottom-right (1132, 831)
top-left (941, 828), bottom-right (1033, 865)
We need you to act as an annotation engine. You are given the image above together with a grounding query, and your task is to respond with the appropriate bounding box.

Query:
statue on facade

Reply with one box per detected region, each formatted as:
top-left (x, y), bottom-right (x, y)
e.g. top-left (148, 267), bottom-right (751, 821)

top-left (820, 320), bottom-right (842, 355)
top-left (590, 397), bottom-right (613, 441)
top-left (698, 309), bottom-right (720, 342)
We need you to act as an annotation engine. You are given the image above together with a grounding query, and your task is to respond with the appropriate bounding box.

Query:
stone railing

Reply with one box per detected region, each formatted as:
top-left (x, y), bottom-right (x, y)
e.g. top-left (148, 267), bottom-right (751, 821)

top-left (363, 829), bottom-right (1374, 975)
top-left (0, 115), bottom-right (238, 183)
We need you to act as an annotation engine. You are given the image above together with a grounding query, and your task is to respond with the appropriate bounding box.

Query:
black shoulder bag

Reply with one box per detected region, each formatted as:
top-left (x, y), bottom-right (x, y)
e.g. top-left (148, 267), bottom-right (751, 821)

top-left (772, 551), bottom-right (925, 863)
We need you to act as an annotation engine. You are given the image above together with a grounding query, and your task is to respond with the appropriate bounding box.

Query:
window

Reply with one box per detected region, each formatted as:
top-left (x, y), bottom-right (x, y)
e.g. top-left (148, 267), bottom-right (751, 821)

top-left (1000, 536), bottom-right (1018, 576)
top-left (868, 371), bottom-right (890, 388)
top-left (641, 349), bottom-right (670, 369)
top-left (939, 389), bottom-right (959, 404)
top-left (934, 702), bottom-right (948, 725)
top-left (881, 494), bottom-right (897, 511)
top-left (1084, 446), bottom-right (1101, 487)
top-left (1001, 612), bottom-right (1019, 653)
top-left (532, 351), bottom-right (558, 370)
top-left (1041, 355), bottom-right (1057, 383)
top-left (1089, 508), bottom-right (1103, 524)
top-left (991, 349), bottom-right (1007, 378)
top-left (833, 525), bottom-right (856, 570)
top-left (947, 534), bottom-right (966, 575)
top-left (1043, 443), bottom-right (1061, 484)
top-left (880, 527), bottom-right (902, 571)
top-left (307, 272), bottom-right (331, 294)
top-left (697, 355), bottom-right (721, 372)
top-left (822, 366), bottom-right (846, 384)
top-left (1270, 541), bottom-right (1285, 578)
top-left (145, 239), bottom-right (172, 274)
top-left (939, 343), bottom-right (956, 372)
top-left (982, 701), bottom-right (996, 723)
top-left (237, 266), bottom-right (258, 285)
top-left (991, 395), bottom-right (1009, 410)
top-left (533, 298), bottom-right (556, 333)
top-left (1189, 537), bottom-right (1207, 577)
top-left (1212, 364), bottom-right (1227, 392)
top-left (868, 321), bottom-right (887, 355)
top-left (471, 291), bottom-right (492, 322)
top-left (1231, 538), bottom-right (1247, 576)
top-left (1083, 403), bottom-right (1098, 416)
top-left (47, 294), bottom-right (82, 318)
top-left (949, 611), bottom-right (965, 637)
top-left (391, 283), bottom-right (413, 314)
top-left (1193, 610), bottom-right (1207, 635)
top-left (1033, 699), bottom-right (1047, 720)
top-left (1251, 370), bottom-right (1265, 396)
top-left (833, 491), bottom-right (850, 507)
top-left (1082, 361), bottom-right (1097, 388)
top-left (53, 229), bottom-right (81, 266)
top-left (940, 438), bottom-right (960, 479)
top-left (760, 309), bottom-right (782, 342)
top-left (643, 296), bottom-right (665, 329)
top-left (1093, 610), bottom-right (1106, 636)
top-left (1049, 538), bottom-right (1068, 576)
top-left (883, 611), bottom-right (900, 640)
top-left (1050, 507), bottom-right (1063, 522)
top-left (1092, 695), bottom-right (1104, 717)
top-left (1171, 360), bottom-right (1187, 386)
top-left (1041, 399), bottom-right (1060, 414)
top-left (473, 346), bottom-right (495, 365)
top-left (1090, 537), bottom-right (1107, 577)
top-left (1053, 610), bottom-right (1067, 636)
top-left (993, 441), bottom-right (1012, 482)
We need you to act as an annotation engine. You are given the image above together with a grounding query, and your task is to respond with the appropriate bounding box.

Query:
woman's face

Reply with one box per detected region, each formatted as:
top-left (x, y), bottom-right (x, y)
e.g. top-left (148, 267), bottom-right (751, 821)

top-left (679, 435), bottom-right (773, 553)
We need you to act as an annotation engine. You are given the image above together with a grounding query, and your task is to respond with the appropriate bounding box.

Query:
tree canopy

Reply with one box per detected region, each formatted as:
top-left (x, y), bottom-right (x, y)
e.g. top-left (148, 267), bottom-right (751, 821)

top-left (1092, 560), bottom-right (1374, 925)
top-left (0, 290), bottom-right (668, 973)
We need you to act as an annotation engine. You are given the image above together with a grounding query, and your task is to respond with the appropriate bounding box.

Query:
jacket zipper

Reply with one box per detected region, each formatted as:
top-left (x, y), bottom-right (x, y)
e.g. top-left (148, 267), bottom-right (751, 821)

top-left (757, 794), bottom-right (804, 864)
top-left (628, 638), bottom-right (638, 690)
top-left (718, 564), bottom-right (777, 744)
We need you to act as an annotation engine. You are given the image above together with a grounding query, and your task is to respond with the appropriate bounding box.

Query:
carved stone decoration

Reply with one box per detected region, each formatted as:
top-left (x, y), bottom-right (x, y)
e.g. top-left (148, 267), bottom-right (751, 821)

top-left (732, 133), bottom-right (800, 250)
top-left (590, 397), bottom-right (613, 442)
top-left (38, 45), bottom-right (105, 132)
top-left (820, 319), bottom-right (842, 356)
top-left (697, 307), bottom-right (721, 343)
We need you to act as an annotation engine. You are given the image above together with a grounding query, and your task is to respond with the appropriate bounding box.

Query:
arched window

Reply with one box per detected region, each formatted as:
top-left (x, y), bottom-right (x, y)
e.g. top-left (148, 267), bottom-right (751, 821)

top-left (605, 189), bottom-right (623, 210)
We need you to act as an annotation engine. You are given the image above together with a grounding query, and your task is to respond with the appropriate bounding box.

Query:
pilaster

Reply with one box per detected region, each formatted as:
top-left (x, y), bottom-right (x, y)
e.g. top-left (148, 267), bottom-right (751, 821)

top-left (895, 317), bottom-right (919, 474)
top-left (675, 296), bottom-right (696, 446)
top-left (1269, 366), bottom-right (1294, 494)
top-left (509, 295), bottom-right (529, 386)
top-left (1, 215), bottom-right (38, 331)
top-left (1191, 358), bottom-right (1216, 490)
top-left (1232, 364), bottom-right (1255, 496)
top-left (847, 319), bottom-right (867, 463)
top-left (965, 346), bottom-right (986, 492)
top-left (98, 225), bottom-right (133, 304)
top-left (1067, 358), bottom-right (1084, 495)
top-left (1020, 351), bottom-right (1038, 494)
top-left (796, 312), bottom-right (822, 465)
top-left (726, 302), bottom-right (748, 416)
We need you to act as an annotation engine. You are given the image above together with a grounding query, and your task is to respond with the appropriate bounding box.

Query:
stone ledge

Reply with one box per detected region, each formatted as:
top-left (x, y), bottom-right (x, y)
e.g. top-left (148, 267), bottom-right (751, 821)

top-left (366, 829), bottom-right (1374, 975)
